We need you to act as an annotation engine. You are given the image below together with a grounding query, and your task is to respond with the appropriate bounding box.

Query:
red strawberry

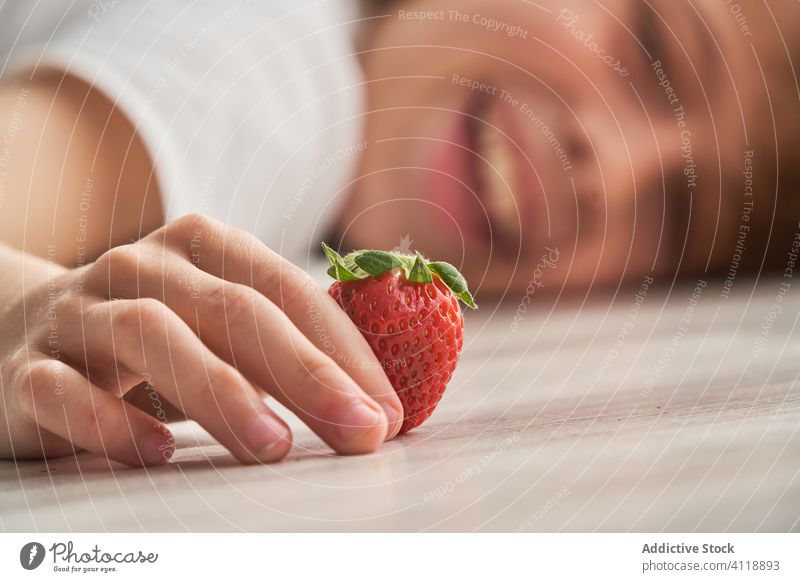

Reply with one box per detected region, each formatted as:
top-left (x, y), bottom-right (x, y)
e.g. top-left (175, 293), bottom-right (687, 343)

top-left (322, 244), bottom-right (477, 433)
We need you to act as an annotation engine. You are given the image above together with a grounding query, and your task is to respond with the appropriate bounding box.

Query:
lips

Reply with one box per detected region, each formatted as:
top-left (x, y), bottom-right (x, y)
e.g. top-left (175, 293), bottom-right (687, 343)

top-left (472, 106), bottom-right (523, 246)
top-left (422, 99), bottom-right (492, 246)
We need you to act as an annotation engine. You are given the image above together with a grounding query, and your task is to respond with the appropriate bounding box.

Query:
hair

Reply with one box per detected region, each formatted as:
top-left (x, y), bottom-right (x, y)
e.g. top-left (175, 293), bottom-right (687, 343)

top-left (358, 0), bottom-right (800, 275)
top-left (361, 0), bottom-right (395, 13)
top-left (735, 0), bottom-right (800, 274)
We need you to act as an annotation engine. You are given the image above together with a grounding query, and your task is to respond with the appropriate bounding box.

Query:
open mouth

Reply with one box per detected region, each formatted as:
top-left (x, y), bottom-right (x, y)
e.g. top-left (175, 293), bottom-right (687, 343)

top-left (464, 93), bottom-right (527, 252)
top-left (423, 90), bottom-right (539, 256)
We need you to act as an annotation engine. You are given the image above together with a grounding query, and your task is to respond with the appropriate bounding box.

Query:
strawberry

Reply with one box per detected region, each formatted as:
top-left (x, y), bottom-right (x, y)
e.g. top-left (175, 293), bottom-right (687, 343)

top-left (322, 244), bottom-right (477, 433)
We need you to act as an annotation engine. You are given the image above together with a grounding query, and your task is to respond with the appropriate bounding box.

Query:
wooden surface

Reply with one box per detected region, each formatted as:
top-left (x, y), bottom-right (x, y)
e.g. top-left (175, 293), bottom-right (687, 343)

top-left (1, 274), bottom-right (798, 532)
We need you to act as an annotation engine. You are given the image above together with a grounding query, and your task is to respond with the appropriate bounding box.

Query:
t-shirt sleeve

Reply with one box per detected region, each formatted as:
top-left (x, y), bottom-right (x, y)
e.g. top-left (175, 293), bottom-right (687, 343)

top-left (0, 0), bottom-right (365, 264)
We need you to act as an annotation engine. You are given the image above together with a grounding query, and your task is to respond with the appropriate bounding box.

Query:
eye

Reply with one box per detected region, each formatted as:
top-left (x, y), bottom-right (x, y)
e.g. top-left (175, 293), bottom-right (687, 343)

top-left (637, 5), bottom-right (666, 65)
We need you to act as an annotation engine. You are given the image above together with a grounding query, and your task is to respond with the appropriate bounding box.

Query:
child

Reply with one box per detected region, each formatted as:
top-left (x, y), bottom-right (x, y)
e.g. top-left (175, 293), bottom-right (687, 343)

top-left (0, 0), bottom-right (797, 466)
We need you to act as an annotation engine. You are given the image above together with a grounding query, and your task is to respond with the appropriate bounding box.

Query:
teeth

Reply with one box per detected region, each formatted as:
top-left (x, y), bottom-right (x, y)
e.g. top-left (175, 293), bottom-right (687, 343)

top-left (477, 123), bottom-right (519, 241)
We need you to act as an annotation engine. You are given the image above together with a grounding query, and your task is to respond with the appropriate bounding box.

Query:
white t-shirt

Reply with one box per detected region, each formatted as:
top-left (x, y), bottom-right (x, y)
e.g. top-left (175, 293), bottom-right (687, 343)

top-left (0, 0), bottom-right (364, 265)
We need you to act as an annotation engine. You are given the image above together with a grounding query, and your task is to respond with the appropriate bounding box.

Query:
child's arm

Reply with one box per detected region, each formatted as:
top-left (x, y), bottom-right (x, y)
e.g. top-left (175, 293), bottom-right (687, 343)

top-left (0, 74), bottom-right (402, 466)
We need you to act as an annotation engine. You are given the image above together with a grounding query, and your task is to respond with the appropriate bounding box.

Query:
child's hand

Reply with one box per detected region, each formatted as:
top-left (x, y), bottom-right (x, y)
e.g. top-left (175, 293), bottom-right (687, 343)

top-left (0, 214), bottom-right (403, 466)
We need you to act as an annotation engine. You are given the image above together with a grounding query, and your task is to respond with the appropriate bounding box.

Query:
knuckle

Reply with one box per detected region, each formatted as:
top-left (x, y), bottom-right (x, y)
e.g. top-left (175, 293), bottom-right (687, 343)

top-left (181, 212), bottom-right (217, 230)
top-left (159, 213), bottom-right (230, 263)
top-left (135, 297), bottom-right (171, 326)
top-left (4, 350), bottom-right (27, 381)
top-left (269, 261), bottom-right (318, 312)
top-left (206, 283), bottom-right (260, 330)
top-left (289, 354), bottom-right (338, 397)
top-left (195, 365), bottom-right (244, 405)
top-left (110, 301), bottom-right (143, 333)
top-left (17, 360), bottom-right (64, 414)
top-left (208, 365), bottom-right (244, 393)
top-left (79, 402), bottom-right (106, 443)
top-left (256, 252), bottom-right (285, 289)
top-left (234, 227), bottom-right (264, 252)
top-left (101, 244), bottom-right (142, 273)
top-left (45, 294), bottom-right (82, 331)
top-left (112, 299), bottom-right (171, 346)
top-left (171, 213), bottom-right (222, 244)
top-left (89, 244), bottom-right (142, 288)
top-left (50, 293), bottom-right (76, 314)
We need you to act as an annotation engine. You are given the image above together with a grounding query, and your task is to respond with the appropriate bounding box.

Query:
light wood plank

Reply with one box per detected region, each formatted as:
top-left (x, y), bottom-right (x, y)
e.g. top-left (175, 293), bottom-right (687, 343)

top-left (1, 275), bottom-right (798, 532)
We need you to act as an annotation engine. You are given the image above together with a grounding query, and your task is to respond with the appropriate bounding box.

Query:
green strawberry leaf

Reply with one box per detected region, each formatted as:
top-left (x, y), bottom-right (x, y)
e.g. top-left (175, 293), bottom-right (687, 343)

top-left (354, 250), bottom-right (403, 276)
top-left (321, 243), bottom-right (477, 308)
top-left (429, 261), bottom-right (477, 308)
top-left (341, 253), bottom-right (370, 279)
top-left (396, 254), bottom-right (417, 278)
top-left (322, 243), bottom-right (361, 281)
top-left (326, 260), bottom-right (360, 282)
top-left (407, 252), bottom-right (433, 284)
top-left (321, 242), bottom-right (344, 267)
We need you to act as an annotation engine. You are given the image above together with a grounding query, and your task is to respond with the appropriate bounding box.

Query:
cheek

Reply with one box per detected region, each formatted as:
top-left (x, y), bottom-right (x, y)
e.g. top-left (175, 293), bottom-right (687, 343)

top-left (339, 196), bottom-right (465, 255)
top-left (560, 113), bottom-right (668, 272)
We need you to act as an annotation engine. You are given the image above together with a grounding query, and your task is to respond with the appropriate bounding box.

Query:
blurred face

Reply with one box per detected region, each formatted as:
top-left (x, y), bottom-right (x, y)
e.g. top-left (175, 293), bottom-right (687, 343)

top-left (337, 0), bottom-right (767, 295)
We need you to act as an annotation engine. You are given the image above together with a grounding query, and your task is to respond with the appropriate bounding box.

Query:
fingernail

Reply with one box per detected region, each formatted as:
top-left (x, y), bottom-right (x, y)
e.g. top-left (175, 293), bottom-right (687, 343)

top-left (244, 413), bottom-right (289, 454)
top-left (141, 426), bottom-right (175, 465)
top-left (336, 402), bottom-right (384, 443)
top-left (382, 404), bottom-right (402, 440)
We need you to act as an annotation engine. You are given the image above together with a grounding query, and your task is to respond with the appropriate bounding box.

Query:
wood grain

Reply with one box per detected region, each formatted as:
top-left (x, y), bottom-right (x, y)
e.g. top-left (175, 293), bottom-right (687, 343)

top-left (1, 274), bottom-right (798, 532)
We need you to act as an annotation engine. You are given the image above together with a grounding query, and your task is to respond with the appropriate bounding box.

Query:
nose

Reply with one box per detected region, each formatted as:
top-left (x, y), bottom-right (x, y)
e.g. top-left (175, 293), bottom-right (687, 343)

top-left (568, 105), bottom-right (680, 211)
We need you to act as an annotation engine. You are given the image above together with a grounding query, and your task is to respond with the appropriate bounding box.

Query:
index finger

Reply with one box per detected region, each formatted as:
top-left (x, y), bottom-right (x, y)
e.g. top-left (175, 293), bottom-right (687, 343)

top-left (154, 214), bottom-right (404, 439)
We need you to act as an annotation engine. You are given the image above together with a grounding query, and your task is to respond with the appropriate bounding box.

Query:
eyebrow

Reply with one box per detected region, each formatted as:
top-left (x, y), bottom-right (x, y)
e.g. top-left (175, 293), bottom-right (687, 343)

top-left (683, 1), bottom-right (718, 89)
top-left (635, 2), bottom-right (664, 63)
top-left (635, 2), bottom-right (710, 263)
top-left (637, 0), bottom-right (718, 90)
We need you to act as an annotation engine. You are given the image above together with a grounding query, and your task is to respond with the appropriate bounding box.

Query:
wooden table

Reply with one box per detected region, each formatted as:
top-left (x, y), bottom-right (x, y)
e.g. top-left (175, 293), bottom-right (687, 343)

top-left (2, 275), bottom-right (798, 532)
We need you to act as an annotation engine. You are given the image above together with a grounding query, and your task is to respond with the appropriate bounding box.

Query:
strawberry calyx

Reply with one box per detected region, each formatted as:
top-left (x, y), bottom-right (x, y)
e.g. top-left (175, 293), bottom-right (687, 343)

top-left (322, 242), bottom-right (477, 309)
